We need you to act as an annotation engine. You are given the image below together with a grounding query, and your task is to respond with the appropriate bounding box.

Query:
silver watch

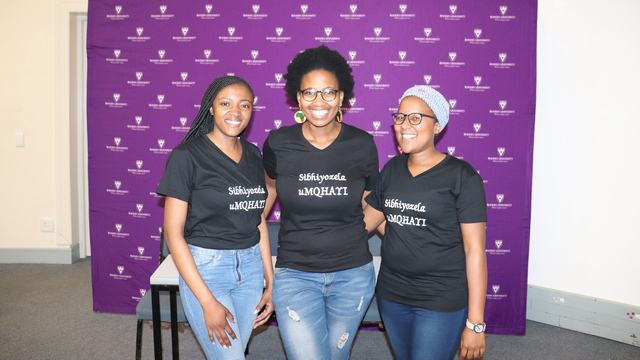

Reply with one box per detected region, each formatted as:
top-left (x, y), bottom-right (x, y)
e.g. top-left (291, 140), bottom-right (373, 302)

top-left (466, 319), bottom-right (486, 333)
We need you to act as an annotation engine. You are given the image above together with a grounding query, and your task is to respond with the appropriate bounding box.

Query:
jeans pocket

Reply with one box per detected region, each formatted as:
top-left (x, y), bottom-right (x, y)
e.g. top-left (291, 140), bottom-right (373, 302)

top-left (358, 261), bottom-right (374, 272)
top-left (190, 247), bottom-right (221, 270)
top-left (251, 244), bottom-right (262, 258)
top-left (273, 267), bottom-right (289, 277)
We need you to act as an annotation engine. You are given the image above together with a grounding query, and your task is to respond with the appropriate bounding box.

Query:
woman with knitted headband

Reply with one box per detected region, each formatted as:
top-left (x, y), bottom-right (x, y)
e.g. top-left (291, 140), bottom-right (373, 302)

top-left (262, 45), bottom-right (379, 360)
top-left (157, 75), bottom-right (274, 359)
top-left (364, 85), bottom-right (488, 360)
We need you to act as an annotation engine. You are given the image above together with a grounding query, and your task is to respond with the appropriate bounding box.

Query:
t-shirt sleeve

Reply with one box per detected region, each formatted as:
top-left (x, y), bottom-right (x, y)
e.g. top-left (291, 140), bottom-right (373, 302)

top-left (456, 170), bottom-right (487, 223)
top-left (364, 137), bottom-right (380, 191)
top-left (262, 135), bottom-right (277, 180)
top-left (156, 147), bottom-right (193, 202)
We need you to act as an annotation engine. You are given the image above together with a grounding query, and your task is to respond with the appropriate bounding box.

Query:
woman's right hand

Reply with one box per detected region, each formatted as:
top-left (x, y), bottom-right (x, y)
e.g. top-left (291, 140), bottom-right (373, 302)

top-left (202, 300), bottom-right (237, 348)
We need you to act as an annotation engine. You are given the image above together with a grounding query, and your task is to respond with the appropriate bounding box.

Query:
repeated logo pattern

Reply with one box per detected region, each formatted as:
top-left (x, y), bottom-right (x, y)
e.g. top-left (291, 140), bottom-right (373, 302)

top-left (89, 0), bottom-right (536, 335)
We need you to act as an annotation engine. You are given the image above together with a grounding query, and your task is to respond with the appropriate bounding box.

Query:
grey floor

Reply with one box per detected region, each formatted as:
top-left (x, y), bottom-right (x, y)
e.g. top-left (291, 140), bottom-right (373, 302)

top-left (1, 258), bottom-right (639, 359)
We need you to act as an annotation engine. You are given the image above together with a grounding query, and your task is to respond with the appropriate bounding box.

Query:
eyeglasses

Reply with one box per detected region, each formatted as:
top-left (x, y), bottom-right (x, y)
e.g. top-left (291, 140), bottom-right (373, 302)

top-left (299, 88), bottom-right (340, 102)
top-left (391, 112), bottom-right (437, 125)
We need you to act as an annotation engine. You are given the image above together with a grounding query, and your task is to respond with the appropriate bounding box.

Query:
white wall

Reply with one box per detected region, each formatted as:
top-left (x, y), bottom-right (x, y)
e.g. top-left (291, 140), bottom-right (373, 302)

top-left (531, 0), bottom-right (640, 307)
top-left (0, 0), bottom-right (638, 305)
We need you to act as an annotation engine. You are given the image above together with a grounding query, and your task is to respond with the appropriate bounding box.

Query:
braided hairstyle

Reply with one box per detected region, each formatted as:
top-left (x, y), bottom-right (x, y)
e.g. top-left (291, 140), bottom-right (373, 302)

top-left (182, 75), bottom-right (254, 143)
top-left (284, 45), bottom-right (355, 104)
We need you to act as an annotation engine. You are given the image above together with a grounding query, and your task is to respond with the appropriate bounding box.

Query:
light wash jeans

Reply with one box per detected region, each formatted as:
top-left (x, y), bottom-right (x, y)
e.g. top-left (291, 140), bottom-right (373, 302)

top-left (272, 262), bottom-right (376, 360)
top-left (378, 297), bottom-right (468, 360)
top-left (179, 243), bottom-right (263, 360)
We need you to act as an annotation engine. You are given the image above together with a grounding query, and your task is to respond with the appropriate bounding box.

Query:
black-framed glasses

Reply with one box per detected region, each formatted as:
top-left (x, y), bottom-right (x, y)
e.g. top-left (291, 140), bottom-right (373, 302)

top-left (391, 112), bottom-right (437, 125)
top-left (299, 88), bottom-right (340, 102)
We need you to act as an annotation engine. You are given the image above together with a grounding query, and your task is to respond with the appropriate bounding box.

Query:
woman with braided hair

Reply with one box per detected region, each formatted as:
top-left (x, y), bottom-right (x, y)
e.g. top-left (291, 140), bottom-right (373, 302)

top-left (157, 75), bottom-right (274, 359)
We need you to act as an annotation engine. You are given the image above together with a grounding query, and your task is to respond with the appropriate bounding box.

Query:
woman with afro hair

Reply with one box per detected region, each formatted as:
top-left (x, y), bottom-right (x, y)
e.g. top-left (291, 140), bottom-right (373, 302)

top-left (262, 45), bottom-right (379, 359)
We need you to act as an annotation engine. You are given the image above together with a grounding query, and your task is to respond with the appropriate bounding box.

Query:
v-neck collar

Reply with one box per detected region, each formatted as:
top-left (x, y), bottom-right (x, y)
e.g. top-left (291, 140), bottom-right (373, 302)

top-left (204, 135), bottom-right (244, 166)
top-left (297, 122), bottom-right (345, 151)
top-left (404, 153), bottom-right (450, 179)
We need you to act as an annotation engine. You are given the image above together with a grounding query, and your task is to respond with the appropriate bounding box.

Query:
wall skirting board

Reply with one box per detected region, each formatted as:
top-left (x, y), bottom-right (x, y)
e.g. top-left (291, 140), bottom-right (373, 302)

top-left (0, 244), bottom-right (80, 264)
top-left (527, 285), bottom-right (639, 347)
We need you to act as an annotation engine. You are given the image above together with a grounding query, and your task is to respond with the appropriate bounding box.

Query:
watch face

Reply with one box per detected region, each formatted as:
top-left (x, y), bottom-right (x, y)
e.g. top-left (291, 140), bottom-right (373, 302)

top-left (474, 323), bottom-right (485, 333)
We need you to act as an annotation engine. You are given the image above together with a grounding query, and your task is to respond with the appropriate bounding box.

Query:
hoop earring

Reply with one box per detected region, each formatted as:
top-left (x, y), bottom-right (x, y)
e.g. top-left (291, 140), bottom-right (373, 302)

top-left (294, 111), bottom-right (306, 123)
top-left (336, 110), bottom-right (343, 123)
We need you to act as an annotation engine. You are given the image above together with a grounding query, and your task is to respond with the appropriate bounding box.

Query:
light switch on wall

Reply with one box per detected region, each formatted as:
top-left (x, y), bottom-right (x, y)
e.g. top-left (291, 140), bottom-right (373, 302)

top-left (15, 133), bottom-right (25, 147)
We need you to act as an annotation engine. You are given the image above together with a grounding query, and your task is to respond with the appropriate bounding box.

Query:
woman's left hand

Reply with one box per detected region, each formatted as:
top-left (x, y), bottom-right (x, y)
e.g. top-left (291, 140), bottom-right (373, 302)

top-left (458, 327), bottom-right (485, 360)
top-left (252, 288), bottom-right (274, 328)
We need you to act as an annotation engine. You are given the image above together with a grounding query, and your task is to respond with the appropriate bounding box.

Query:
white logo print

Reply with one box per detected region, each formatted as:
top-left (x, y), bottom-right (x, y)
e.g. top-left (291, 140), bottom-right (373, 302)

top-left (447, 146), bottom-right (456, 155)
top-left (373, 74), bottom-right (381, 83)
top-left (276, 27), bottom-right (283, 36)
top-left (398, 51), bottom-right (407, 60)
top-left (158, 50), bottom-right (166, 59)
top-left (449, 52), bottom-right (457, 61)
top-left (204, 50), bottom-right (211, 58)
top-left (118, 266), bottom-right (124, 275)
top-left (373, 121), bottom-right (381, 130)
top-left (206, 4), bottom-right (213, 13)
top-left (135, 116), bottom-right (142, 125)
top-left (496, 194), bottom-right (504, 203)
top-left (474, 29), bottom-right (482, 38)
top-left (115, 6), bottom-right (122, 14)
top-left (500, 6), bottom-right (507, 15)
top-left (399, 4), bottom-right (407, 13)
top-left (274, 211), bottom-right (281, 220)
top-left (423, 75), bottom-right (432, 84)
top-left (492, 285), bottom-right (500, 294)
top-left (114, 49), bottom-right (121, 58)
top-left (275, 73), bottom-right (283, 82)
top-left (113, 93), bottom-right (120, 102)
top-left (114, 181), bottom-right (121, 189)
top-left (252, 4), bottom-right (260, 13)
top-left (158, 139), bottom-right (165, 148)
top-left (497, 147), bottom-right (506, 157)
top-left (181, 27), bottom-right (189, 36)
top-left (301, 5), bottom-right (308, 13)
top-left (136, 27), bottom-right (143, 36)
top-left (324, 27), bottom-right (332, 36)
top-left (374, 27), bottom-right (382, 37)
top-left (253, 97), bottom-right (258, 105)
top-left (499, 100), bottom-right (507, 110)
top-left (274, 120), bottom-right (282, 128)
top-left (114, 137), bottom-right (121, 146)
top-left (449, 5), bottom-right (458, 14)
top-left (136, 204), bottom-right (143, 212)
top-left (495, 240), bottom-right (503, 249)
top-left (115, 223), bottom-right (122, 232)
top-left (424, 28), bottom-right (432, 37)
top-left (449, 99), bottom-right (457, 108)
top-left (349, 51), bottom-right (357, 60)
top-left (474, 123), bottom-right (481, 132)
top-left (157, 95), bottom-right (165, 104)
top-left (138, 247), bottom-right (145, 255)
top-left (180, 72), bottom-right (188, 81)
top-left (135, 72), bottom-right (143, 80)
top-left (350, 4), bottom-right (357, 13)
top-left (349, 98), bottom-right (356, 107)
top-left (499, 53), bottom-right (507, 62)
top-left (160, 5), bottom-right (167, 14)
top-left (474, 76), bottom-right (482, 85)
top-left (251, 50), bottom-right (259, 59)
top-left (228, 27), bottom-right (235, 36)
top-left (136, 160), bottom-right (143, 169)
top-left (180, 117), bottom-right (187, 126)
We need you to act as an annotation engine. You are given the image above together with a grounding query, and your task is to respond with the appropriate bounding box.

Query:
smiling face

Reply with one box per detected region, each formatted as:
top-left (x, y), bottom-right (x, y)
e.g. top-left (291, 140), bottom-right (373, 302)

top-left (395, 96), bottom-right (441, 155)
top-left (297, 69), bottom-right (344, 128)
top-left (209, 83), bottom-right (253, 139)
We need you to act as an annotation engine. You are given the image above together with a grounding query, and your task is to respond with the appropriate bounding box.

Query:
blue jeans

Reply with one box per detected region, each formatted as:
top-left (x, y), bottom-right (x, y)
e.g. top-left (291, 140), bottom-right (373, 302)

top-left (272, 262), bottom-right (376, 360)
top-left (179, 243), bottom-right (264, 360)
top-left (378, 297), bottom-right (468, 360)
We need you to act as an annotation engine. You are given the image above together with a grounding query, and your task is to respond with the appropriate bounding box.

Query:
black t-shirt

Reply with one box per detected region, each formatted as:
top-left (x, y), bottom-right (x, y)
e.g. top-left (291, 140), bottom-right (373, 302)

top-left (156, 136), bottom-right (267, 250)
top-left (263, 123), bottom-right (379, 272)
top-left (366, 154), bottom-right (487, 312)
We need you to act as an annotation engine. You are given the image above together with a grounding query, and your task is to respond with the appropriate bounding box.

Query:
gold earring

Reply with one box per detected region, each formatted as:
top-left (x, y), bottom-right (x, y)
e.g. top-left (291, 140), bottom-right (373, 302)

top-left (294, 110), bottom-right (306, 123)
top-left (336, 110), bottom-right (343, 123)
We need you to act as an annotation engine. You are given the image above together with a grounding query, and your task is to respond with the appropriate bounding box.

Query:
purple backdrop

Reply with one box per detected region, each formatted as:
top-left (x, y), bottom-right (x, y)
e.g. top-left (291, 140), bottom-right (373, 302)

top-left (87, 0), bottom-right (537, 335)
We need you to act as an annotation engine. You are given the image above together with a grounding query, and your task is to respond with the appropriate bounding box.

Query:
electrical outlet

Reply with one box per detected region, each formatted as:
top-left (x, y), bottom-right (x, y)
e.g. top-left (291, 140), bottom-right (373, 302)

top-left (40, 218), bottom-right (55, 232)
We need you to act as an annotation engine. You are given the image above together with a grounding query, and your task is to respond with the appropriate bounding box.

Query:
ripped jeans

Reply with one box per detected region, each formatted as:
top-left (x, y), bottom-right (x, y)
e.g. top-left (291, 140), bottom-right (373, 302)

top-left (272, 262), bottom-right (375, 360)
